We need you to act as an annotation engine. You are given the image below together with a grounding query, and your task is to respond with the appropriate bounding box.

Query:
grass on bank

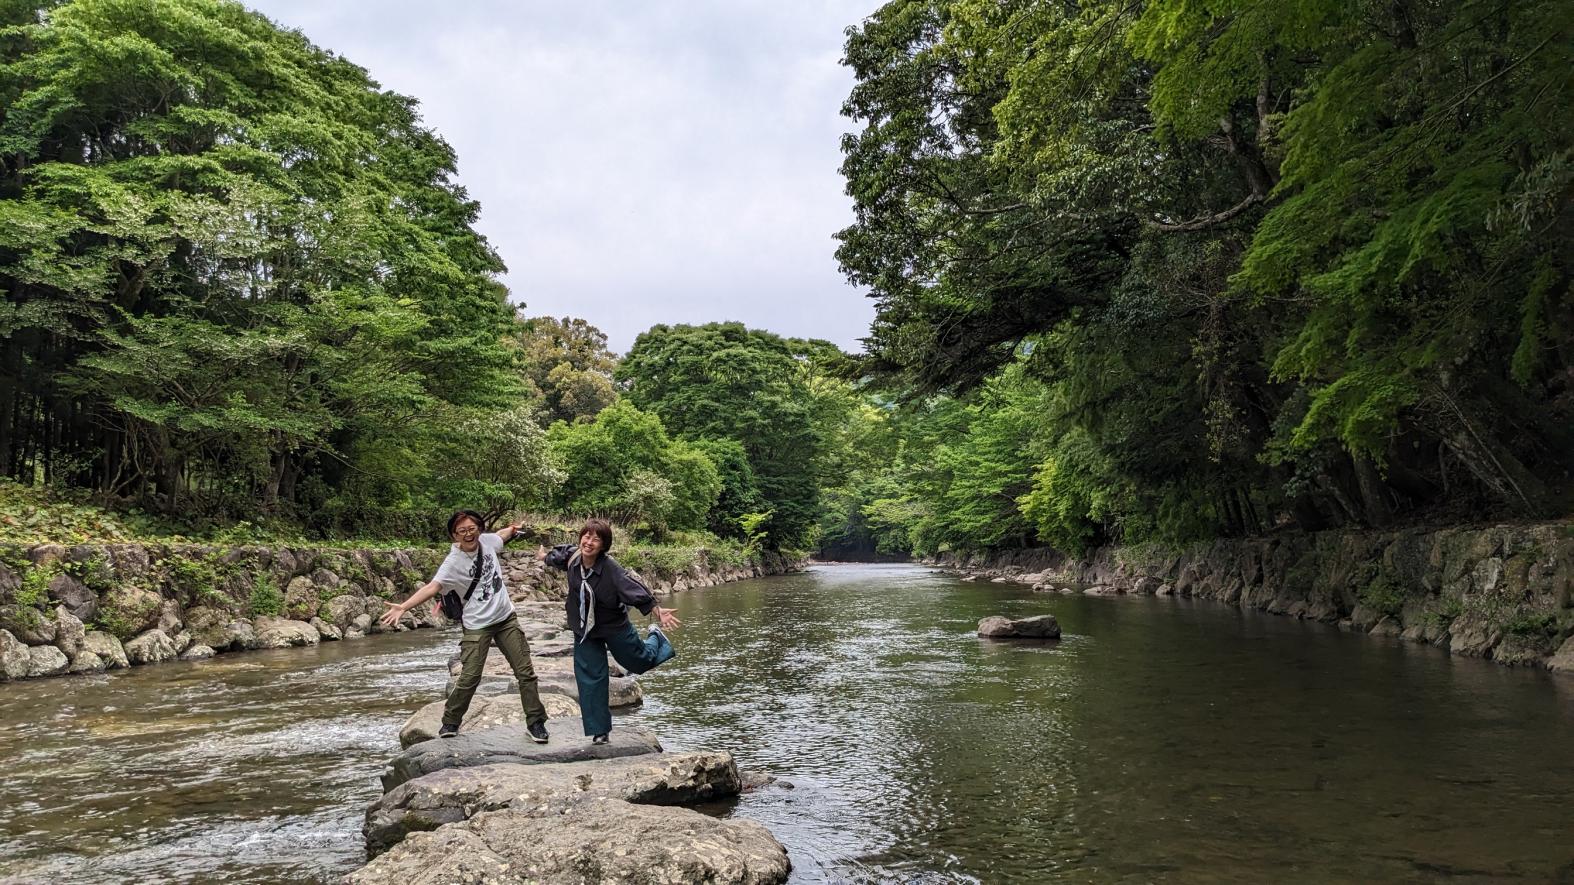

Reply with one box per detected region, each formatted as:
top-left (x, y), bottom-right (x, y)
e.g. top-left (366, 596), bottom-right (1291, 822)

top-left (0, 480), bottom-right (777, 576)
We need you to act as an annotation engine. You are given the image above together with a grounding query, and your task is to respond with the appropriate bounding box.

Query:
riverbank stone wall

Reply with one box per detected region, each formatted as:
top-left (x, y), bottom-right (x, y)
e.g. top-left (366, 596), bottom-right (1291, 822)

top-left (932, 521), bottom-right (1574, 672)
top-left (0, 541), bottom-right (801, 682)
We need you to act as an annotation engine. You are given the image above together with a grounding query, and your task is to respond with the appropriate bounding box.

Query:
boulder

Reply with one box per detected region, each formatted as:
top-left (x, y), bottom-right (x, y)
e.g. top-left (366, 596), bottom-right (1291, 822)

top-left (284, 576), bottom-right (320, 621)
top-left (1132, 576), bottom-right (1163, 595)
top-left (154, 598), bottom-right (183, 635)
top-left (254, 616), bottom-right (320, 649)
top-left (124, 628), bottom-right (179, 665)
top-left (365, 751), bottom-right (740, 856)
top-left (381, 719), bottom-right (661, 792)
top-left (185, 606), bottom-right (257, 651)
top-left (26, 644), bottom-right (70, 677)
top-left (350, 613), bottom-right (373, 634)
top-left (0, 629), bottom-right (31, 680)
top-left (171, 630), bottom-right (193, 654)
top-left (1548, 635), bottom-right (1574, 673)
top-left (311, 617), bottom-right (343, 641)
top-left (346, 797), bottom-right (789, 885)
top-left (83, 630), bottom-right (129, 669)
top-left (53, 606), bottom-right (86, 658)
top-left (399, 693), bottom-right (582, 748)
top-left (324, 595), bottom-right (367, 630)
top-left (68, 650), bottom-right (106, 674)
top-left (977, 614), bottom-right (1062, 640)
top-left (180, 644), bottom-right (216, 661)
top-left (0, 604), bottom-right (56, 644)
top-left (47, 572), bottom-right (98, 623)
top-left (1448, 614), bottom-right (1502, 658)
top-left (28, 544), bottom-right (66, 568)
top-left (98, 585), bottom-right (164, 640)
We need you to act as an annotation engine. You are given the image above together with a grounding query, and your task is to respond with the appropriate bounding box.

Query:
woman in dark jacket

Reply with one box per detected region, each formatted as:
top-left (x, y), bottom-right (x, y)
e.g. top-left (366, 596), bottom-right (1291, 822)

top-left (537, 518), bottom-right (680, 742)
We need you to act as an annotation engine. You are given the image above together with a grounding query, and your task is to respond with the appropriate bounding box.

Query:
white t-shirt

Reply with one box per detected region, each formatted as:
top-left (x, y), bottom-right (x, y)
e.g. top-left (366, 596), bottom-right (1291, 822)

top-left (433, 533), bottom-right (515, 630)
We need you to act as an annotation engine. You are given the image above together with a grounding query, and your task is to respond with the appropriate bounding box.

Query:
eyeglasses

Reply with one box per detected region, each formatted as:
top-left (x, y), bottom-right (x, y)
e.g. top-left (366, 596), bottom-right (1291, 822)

top-left (454, 525), bottom-right (480, 535)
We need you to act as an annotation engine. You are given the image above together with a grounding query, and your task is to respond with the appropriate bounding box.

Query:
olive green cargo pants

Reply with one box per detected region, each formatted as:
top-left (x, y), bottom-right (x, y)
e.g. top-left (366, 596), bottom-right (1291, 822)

top-left (442, 614), bottom-right (548, 728)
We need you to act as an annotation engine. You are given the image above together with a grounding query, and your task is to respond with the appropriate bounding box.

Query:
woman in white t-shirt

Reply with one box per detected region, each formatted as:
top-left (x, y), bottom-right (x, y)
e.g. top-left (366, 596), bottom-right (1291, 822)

top-left (379, 510), bottom-right (550, 743)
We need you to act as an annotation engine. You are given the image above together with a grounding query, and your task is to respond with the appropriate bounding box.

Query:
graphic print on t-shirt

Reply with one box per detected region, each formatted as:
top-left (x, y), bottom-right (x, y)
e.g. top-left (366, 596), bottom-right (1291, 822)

top-left (473, 546), bottom-right (503, 603)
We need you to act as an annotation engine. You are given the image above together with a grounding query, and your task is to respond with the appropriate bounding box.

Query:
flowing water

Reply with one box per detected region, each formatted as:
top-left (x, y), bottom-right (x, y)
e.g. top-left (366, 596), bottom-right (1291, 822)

top-left (1, 563), bottom-right (1572, 883)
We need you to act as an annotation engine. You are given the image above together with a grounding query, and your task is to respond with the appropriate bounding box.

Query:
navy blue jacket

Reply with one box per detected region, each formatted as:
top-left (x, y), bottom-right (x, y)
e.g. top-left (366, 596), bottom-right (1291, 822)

top-left (544, 544), bottom-right (655, 638)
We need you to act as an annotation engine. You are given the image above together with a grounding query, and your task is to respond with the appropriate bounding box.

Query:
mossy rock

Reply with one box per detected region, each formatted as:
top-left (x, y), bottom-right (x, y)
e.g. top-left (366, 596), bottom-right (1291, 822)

top-left (95, 585), bottom-right (164, 642)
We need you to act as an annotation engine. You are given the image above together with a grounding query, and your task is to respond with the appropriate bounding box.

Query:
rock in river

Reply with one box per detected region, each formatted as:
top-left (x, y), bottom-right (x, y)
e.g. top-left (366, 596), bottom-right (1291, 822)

top-left (977, 614), bottom-right (1062, 640)
top-left (399, 693), bottom-right (582, 748)
top-left (364, 751), bottom-right (742, 856)
top-left (346, 797), bottom-right (789, 885)
top-left (380, 718), bottom-right (661, 792)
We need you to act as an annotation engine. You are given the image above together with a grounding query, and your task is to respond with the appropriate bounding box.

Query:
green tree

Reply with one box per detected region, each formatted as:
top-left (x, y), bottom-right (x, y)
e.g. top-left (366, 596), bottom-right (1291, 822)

top-left (510, 314), bottom-right (618, 425)
top-left (0, 0), bottom-right (522, 531)
top-left (547, 400), bottom-right (720, 533)
top-left (836, 0), bottom-right (1573, 552)
top-left (616, 322), bottom-right (823, 548)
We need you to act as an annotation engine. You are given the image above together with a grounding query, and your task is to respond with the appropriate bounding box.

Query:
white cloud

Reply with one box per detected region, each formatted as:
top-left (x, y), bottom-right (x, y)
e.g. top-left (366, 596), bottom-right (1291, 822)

top-left (245, 0), bottom-right (876, 354)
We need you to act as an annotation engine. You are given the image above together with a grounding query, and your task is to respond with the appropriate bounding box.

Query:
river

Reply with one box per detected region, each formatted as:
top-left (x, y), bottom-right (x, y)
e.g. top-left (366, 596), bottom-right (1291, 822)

top-left (1, 563), bottom-right (1571, 883)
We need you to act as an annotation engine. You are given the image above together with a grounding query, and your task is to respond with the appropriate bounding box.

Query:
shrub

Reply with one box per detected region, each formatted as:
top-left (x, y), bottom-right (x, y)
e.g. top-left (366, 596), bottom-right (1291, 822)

top-left (248, 574), bottom-right (284, 617)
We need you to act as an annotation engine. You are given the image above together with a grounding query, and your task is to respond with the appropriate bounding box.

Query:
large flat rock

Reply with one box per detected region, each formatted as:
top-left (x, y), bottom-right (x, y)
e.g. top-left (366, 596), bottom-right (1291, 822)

top-left (365, 751), bottom-right (740, 856)
top-left (400, 693), bottom-right (582, 748)
top-left (345, 797), bottom-right (790, 885)
top-left (381, 718), bottom-right (661, 792)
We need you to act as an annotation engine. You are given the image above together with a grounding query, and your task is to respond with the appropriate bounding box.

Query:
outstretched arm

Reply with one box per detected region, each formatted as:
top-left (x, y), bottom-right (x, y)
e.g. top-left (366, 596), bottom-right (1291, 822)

top-left (536, 544), bottom-right (575, 570)
top-left (613, 563), bottom-right (681, 630)
top-left (379, 580), bottom-right (440, 628)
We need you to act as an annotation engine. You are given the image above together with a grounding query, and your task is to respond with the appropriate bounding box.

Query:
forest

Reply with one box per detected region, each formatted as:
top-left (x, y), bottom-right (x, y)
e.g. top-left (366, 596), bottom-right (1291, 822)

top-left (2, 0), bottom-right (1569, 557)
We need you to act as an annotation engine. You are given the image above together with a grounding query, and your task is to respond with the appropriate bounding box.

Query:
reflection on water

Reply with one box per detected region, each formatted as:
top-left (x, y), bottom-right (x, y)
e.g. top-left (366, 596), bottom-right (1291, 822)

top-left (639, 564), bottom-right (1574, 883)
top-left (1, 563), bottom-right (1572, 884)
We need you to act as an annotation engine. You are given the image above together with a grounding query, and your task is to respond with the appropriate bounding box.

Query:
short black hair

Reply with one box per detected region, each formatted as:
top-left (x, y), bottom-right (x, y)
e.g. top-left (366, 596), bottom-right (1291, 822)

top-left (447, 509), bottom-right (486, 537)
top-left (580, 518), bottom-right (613, 553)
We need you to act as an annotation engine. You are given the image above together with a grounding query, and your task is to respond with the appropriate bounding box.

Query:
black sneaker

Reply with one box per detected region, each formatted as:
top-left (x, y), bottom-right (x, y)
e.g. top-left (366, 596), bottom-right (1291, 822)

top-left (438, 723), bottom-right (459, 738)
top-left (591, 732), bottom-right (609, 745)
top-left (527, 721), bottom-right (549, 744)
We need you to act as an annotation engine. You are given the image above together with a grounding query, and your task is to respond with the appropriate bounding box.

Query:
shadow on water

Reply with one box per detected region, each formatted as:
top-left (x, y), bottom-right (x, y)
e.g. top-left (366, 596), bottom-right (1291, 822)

top-left (2, 563), bottom-right (1572, 883)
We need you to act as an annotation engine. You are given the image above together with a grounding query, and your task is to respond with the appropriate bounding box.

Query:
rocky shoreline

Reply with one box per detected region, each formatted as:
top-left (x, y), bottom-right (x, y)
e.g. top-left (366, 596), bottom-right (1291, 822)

top-left (350, 602), bottom-right (792, 884)
top-left (0, 540), bottom-right (801, 683)
top-left (933, 521), bottom-right (1574, 673)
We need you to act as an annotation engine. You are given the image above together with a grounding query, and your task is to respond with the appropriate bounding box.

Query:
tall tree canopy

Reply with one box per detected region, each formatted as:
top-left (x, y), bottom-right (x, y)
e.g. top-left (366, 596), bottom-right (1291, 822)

top-left (836, 0), bottom-right (1573, 548)
top-left (510, 314), bottom-right (618, 426)
top-left (0, 0), bottom-right (524, 532)
top-left (616, 322), bottom-right (825, 548)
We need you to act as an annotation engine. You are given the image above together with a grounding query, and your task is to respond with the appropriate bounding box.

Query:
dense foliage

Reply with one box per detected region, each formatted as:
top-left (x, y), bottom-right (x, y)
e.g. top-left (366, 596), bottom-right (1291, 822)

top-left (617, 323), bottom-right (830, 548)
top-left (0, 0), bottom-right (538, 534)
top-left (4, 0), bottom-right (1567, 562)
top-left (828, 0), bottom-right (1573, 554)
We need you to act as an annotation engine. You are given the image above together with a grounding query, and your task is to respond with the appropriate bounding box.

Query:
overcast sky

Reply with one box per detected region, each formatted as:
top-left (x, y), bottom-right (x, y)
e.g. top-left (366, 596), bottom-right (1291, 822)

top-left (243, 1), bottom-right (878, 354)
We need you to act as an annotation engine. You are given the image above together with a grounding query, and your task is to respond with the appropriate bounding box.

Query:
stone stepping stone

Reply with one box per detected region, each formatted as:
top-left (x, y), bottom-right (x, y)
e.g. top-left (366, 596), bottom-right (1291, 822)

top-left (365, 751), bottom-right (741, 856)
top-left (381, 718), bottom-right (660, 792)
top-left (400, 693), bottom-right (582, 748)
top-left (347, 796), bottom-right (789, 885)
